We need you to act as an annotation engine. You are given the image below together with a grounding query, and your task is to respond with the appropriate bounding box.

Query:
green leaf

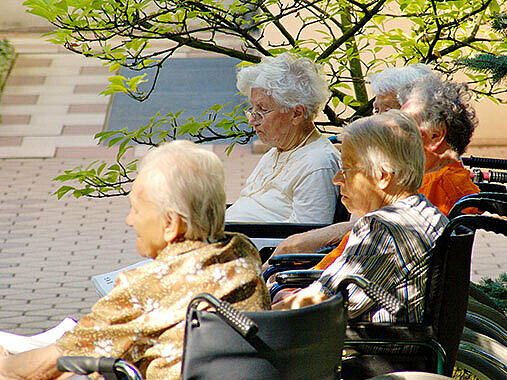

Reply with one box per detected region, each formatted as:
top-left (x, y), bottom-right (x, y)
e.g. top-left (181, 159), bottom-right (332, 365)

top-left (342, 95), bottom-right (355, 106)
top-left (488, 0), bottom-right (500, 14)
top-left (53, 185), bottom-right (75, 199)
top-left (108, 136), bottom-right (125, 147)
top-left (96, 162), bottom-right (107, 175)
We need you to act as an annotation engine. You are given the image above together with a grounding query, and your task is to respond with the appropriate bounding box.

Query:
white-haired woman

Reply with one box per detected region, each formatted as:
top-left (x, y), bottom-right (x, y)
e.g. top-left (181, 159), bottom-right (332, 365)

top-left (225, 52), bottom-right (340, 223)
top-left (0, 141), bottom-right (270, 380)
top-left (369, 63), bottom-right (435, 114)
top-left (274, 110), bottom-right (447, 323)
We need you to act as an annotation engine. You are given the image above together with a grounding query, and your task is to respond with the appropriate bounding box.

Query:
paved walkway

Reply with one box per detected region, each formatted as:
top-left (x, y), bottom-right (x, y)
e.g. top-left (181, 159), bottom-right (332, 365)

top-left (0, 34), bottom-right (506, 335)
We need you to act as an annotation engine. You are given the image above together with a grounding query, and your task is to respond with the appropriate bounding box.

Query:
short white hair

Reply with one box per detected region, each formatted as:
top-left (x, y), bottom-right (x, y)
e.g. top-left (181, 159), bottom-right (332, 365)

top-left (139, 140), bottom-right (226, 240)
top-left (368, 64), bottom-right (436, 96)
top-left (344, 110), bottom-right (425, 192)
top-left (236, 52), bottom-right (331, 120)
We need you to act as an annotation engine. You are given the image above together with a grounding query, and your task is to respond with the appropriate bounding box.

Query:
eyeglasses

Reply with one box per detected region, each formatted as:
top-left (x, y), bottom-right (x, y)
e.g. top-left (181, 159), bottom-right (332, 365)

top-left (336, 160), bottom-right (367, 180)
top-left (244, 106), bottom-right (274, 122)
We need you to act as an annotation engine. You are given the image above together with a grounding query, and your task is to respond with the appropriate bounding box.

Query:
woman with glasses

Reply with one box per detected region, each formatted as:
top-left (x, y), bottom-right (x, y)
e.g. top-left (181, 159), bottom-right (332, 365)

top-left (225, 52), bottom-right (340, 223)
top-left (274, 110), bottom-right (448, 324)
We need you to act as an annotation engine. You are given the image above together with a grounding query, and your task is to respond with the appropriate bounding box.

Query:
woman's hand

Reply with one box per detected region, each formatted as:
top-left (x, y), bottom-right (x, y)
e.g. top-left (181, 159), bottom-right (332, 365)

top-left (272, 232), bottom-right (310, 255)
top-left (271, 285), bottom-right (328, 310)
top-left (0, 344), bottom-right (64, 380)
top-left (0, 346), bottom-right (9, 358)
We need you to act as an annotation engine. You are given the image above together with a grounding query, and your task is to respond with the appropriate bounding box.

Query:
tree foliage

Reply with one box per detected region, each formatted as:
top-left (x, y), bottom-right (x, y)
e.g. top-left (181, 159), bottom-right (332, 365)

top-left (22, 0), bottom-right (507, 198)
top-left (458, 12), bottom-right (507, 84)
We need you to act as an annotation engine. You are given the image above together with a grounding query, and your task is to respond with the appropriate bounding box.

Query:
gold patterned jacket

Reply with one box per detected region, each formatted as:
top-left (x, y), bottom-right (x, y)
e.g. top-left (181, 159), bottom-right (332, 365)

top-left (56, 232), bottom-right (271, 379)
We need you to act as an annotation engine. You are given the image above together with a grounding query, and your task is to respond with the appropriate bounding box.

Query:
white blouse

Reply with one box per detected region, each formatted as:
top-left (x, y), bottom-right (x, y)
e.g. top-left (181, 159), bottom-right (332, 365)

top-left (226, 135), bottom-right (340, 223)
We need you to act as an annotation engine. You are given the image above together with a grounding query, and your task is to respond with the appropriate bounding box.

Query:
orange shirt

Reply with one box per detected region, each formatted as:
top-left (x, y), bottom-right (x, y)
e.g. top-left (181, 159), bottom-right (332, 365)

top-left (314, 161), bottom-right (479, 270)
top-left (419, 160), bottom-right (480, 216)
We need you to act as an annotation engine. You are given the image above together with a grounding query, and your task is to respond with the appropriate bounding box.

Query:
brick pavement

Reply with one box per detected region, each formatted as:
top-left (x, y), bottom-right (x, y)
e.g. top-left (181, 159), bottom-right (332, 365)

top-left (0, 34), bottom-right (506, 335)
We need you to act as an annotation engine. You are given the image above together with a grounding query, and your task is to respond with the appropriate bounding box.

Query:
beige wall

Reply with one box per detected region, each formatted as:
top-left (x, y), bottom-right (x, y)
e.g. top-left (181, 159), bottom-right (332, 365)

top-left (1, 0), bottom-right (52, 31)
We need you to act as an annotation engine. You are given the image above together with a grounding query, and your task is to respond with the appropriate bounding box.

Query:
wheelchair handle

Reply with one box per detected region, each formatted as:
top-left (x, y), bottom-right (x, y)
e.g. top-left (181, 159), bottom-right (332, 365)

top-left (188, 293), bottom-right (259, 340)
top-left (462, 156), bottom-right (507, 170)
top-left (57, 356), bottom-right (143, 380)
top-left (337, 275), bottom-right (406, 317)
top-left (471, 169), bottom-right (507, 184)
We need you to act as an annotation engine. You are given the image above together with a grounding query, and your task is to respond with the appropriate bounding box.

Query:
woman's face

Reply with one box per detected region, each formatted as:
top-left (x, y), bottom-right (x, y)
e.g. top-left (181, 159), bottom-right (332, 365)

top-left (401, 100), bottom-right (434, 171)
top-left (126, 172), bottom-right (168, 259)
top-left (373, 92), bottom-right (400, 114)
top-left (333, 140), bottom-right (385, 217)
top-left (248, 88), bottom-right (296, 150)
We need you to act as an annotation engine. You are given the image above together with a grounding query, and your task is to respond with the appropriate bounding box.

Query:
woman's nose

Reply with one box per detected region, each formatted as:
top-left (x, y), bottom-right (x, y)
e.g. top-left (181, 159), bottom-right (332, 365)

top-left (126, 211), bottom-right (133, 226)
top-left (249, 116), bottom-right (261, 126)
top-left (333, 170), bottom-right (344, 186)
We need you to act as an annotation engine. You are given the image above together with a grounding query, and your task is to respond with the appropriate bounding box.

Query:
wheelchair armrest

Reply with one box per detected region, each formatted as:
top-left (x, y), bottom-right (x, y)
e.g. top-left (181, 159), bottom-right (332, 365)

top-left (275, 269), bottom-right (324, 287)
top-left (269, 270), bottom-right (323, 299)
top-left (268, 254), bottom-right (326, 267)
top-left (263, 254), bottom-right (325, 282)
top-left (225, 222), bottom-right (330, 238)
top-left (448, 195), bottom-right (507, 219)
top-left (57, 357), bottom-right (142, 380)
top-left (345, 322), bottom-right (434, 341)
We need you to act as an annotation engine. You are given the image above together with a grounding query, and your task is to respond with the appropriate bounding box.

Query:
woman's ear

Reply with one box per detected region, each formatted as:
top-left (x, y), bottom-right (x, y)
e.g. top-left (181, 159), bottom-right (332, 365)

top-left (292, 105), bottom-right (306, 122)
top-left (377, 168), bottom-right (394, 190)
top-left (163, 210), bottom-right (187, 243)
top-left (426, 123), bottom-right (447, 152)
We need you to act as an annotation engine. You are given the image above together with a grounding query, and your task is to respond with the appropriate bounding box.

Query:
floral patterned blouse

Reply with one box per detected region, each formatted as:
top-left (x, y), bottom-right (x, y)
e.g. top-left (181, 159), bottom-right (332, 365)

top-left (56, 232), bottom-right (271, 379)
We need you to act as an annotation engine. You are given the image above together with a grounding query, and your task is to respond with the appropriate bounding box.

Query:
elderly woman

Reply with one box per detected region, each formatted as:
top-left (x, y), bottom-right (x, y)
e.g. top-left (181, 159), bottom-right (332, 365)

top-left (274, 110), bottom-right (447, 323)
top-left (398, 75), bottom-right (480, 215)
top-left (0, 141), bottom-right (270, 380)
top-left (225, 52), bottom-right (340, 223)
top-left (369, 63), bottom-right (435, 114)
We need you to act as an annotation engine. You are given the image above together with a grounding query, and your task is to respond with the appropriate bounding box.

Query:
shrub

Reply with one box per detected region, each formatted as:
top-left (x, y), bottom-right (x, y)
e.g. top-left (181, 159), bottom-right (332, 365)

top-left (0, 39), bottom-right (15, 91)
top-left (476, 272), bottom-right (507, 313)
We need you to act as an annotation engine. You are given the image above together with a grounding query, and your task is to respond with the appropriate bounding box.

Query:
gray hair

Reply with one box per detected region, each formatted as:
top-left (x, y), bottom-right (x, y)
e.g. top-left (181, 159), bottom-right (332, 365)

top-left (236, 52), bottom-right (331, 120)
top-left (344, 109), bottom-right (425, 192)
top-left (139, 140), bottom-right (226, 241)
top-left (368, 63), bottom-right (435, 96)
top-left (397, 75), bottom-right (478, 156)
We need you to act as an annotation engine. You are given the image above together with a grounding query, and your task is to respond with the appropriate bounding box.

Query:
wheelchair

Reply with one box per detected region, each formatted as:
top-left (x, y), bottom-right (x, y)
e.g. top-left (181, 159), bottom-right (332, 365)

top-left (58, 158), bottom-right (507, 380)
top-left (266, 194), bottom-right (507, 379)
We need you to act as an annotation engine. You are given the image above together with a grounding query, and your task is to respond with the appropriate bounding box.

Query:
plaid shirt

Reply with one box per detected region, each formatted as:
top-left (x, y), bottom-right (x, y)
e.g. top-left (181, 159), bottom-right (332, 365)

top-left (315, 194), bottom-right (447, 323)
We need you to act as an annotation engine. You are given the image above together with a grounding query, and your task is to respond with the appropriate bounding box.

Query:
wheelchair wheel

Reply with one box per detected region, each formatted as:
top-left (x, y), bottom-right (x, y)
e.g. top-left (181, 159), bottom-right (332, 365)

top-left (464, 312), bottom-right (507, 346)
top-left (453, 341), bottom-right (507, 380)
top-left (366, 372), bottom-right (453, 379)
top-left (467, 297), bottom-right (507, 332)
top-left (460, 328), bottom-right (507, 363)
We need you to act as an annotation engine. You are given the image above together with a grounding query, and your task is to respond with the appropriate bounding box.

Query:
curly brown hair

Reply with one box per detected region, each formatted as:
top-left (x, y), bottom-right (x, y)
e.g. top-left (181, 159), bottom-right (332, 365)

top-left (398, 76), bottom-right (478, 156)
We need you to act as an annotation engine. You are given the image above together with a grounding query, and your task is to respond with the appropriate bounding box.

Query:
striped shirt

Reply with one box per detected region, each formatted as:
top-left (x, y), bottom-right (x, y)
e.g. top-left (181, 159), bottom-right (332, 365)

top-left (313, 194), bottom-right (447, 323)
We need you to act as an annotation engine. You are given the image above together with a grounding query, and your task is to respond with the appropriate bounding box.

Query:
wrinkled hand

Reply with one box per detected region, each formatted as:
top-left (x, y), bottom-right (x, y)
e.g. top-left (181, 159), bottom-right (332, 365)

top-left (271, 285), bottom-right (327, 310)
top-left (0, 345), bottom-right (9, 358)
top-left (272, 233), bottom-right (310, 256)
